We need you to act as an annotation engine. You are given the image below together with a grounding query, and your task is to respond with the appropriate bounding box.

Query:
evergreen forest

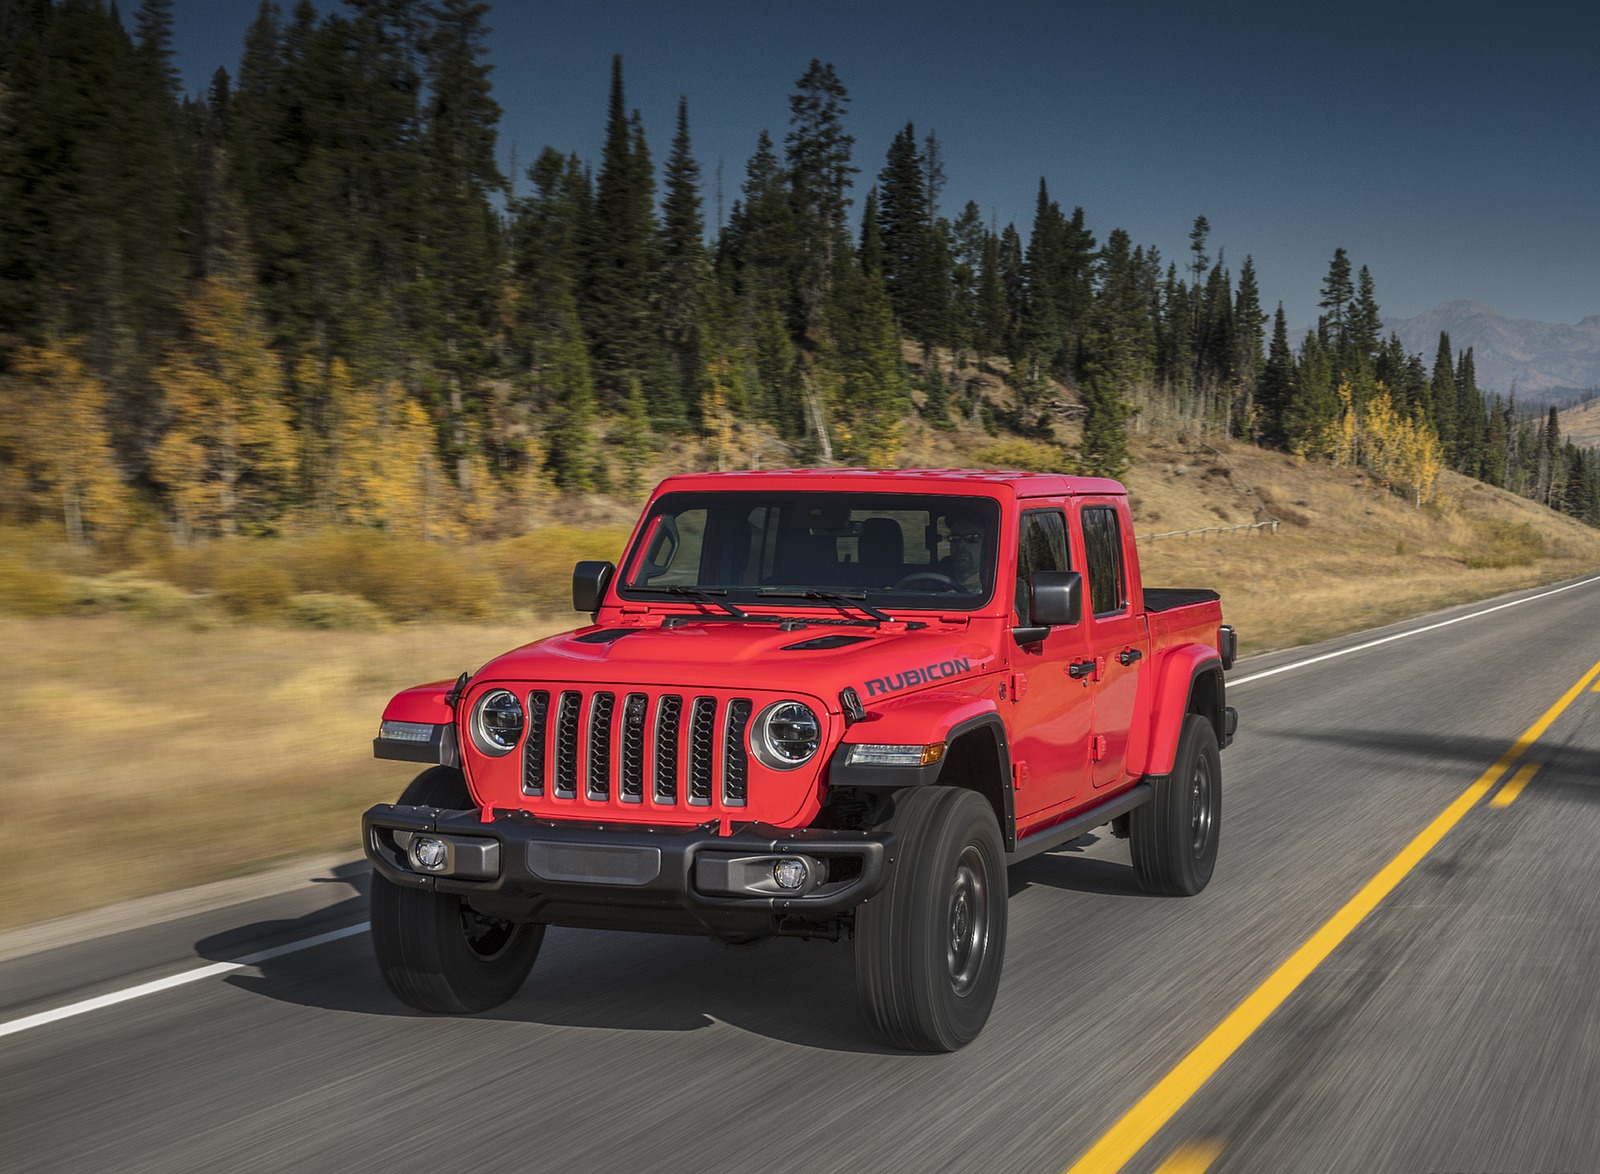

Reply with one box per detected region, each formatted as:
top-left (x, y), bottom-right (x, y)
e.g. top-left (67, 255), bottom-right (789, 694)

top-left (4, 0), bottom-right (1599, 552)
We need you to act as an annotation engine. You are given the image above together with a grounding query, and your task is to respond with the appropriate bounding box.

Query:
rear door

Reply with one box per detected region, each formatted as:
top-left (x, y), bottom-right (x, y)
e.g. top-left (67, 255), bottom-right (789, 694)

top-left (1006, 503), bottom-right (1094, 830)
top-left (1077, 499), bottom-right (1150, 789)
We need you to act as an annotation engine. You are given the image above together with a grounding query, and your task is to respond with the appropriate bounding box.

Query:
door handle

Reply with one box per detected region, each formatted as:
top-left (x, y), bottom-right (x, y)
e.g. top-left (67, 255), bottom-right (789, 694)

top-left (1118, 648), bottom-right (1144, 667)
top-left (1069, 657), bottom-right (1104, 681)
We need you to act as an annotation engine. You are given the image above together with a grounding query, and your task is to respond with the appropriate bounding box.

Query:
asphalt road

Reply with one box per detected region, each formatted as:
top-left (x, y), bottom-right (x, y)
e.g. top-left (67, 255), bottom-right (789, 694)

top-left (5, 574), bottom-right (1600, 1174)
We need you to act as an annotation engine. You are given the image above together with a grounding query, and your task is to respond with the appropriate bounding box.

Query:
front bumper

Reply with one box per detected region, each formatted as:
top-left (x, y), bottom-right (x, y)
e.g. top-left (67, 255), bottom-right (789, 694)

top-left (362, 804), bottom-right (894, 938)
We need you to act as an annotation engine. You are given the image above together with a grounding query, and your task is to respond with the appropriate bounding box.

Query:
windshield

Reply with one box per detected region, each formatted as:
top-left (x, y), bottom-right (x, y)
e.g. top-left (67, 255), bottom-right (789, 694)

top-left (618, 491), bottom-right (1001, 610)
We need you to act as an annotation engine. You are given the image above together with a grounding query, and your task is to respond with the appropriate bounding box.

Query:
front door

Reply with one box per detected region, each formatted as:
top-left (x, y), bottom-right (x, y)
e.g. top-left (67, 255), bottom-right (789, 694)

top-left (1006, 505), bottom-right (1095, 832)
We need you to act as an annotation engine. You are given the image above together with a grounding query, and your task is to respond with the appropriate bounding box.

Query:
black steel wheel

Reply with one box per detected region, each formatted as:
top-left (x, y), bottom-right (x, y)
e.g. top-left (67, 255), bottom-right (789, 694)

top-left (855, 787), bottom-right (1008, 1052)
top-left (370, 767), bottom-right (545, 1013)
top-left (1129, 713), bottom-right (1221, 896)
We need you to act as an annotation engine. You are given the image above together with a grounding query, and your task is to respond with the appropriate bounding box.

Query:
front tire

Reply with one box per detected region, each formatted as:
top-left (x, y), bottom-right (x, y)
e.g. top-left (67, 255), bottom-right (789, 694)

top-left (370, 766), bottom-right (545, 1013)
top-left (1129, 713), bottom-right (1221, 896)
top-left (855, 787), bottom-right (1008, 1052)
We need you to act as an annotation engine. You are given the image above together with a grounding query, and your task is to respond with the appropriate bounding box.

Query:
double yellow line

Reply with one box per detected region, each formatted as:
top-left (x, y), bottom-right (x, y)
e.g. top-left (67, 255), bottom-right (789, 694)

top-left (1065, 653), bottom-right (1600, 1174)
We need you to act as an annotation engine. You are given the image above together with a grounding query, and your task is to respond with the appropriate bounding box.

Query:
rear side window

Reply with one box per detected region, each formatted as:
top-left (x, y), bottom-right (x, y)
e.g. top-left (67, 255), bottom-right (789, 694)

top-left (1015, 509), bottom-right (1069, 621)
top-left (1081, 505), bottom-right (1126, 616)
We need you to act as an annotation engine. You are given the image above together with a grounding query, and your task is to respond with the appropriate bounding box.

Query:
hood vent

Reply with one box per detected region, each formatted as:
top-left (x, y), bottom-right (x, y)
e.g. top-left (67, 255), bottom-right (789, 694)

top-left (782, 634), bottom-right (872, 651)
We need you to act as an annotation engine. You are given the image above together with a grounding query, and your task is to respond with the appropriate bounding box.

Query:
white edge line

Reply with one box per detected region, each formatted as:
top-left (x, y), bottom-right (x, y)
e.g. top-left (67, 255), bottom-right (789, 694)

top-left (0, 922), bottom-right (369, 1041)
top-left (1229, 573), bottom-right (1600, 687)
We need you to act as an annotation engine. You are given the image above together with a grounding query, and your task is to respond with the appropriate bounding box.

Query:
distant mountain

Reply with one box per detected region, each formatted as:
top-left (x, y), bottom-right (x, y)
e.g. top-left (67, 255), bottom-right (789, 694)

top-left (1381, 301), bottom-right (1600, 404)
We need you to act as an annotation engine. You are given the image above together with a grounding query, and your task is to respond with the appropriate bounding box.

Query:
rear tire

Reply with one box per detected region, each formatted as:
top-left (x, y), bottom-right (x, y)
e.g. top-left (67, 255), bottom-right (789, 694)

top-left (370, 766), bottom-right (544, 1013)
top-left (855, 787), bottom-right (1007, 1052)
top-left (1130, 713), bottom-right (1221, 896)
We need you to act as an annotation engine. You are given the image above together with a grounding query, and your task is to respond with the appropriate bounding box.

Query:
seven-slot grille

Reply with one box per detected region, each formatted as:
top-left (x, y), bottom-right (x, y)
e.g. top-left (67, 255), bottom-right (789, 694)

top-left (519, 688), bottom-right (758, 810)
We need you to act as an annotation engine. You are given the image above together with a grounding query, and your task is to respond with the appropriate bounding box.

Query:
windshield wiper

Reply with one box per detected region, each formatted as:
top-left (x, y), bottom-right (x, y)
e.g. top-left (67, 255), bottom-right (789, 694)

top-left (757, 589), bottom-right (895, 625)
top-left (629, 585), bottom-right (749, 619)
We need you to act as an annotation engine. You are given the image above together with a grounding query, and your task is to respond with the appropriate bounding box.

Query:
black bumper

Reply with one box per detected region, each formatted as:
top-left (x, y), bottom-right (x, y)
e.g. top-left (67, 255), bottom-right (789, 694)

top-left (362, 804), bottom-right (895, 939)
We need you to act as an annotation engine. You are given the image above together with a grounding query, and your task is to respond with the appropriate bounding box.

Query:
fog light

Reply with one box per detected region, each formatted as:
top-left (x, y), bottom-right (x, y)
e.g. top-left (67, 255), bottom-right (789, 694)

top-left (409, 836), bottom-right (448, 873)
top-left (772, 858), bottom-right (808, 891)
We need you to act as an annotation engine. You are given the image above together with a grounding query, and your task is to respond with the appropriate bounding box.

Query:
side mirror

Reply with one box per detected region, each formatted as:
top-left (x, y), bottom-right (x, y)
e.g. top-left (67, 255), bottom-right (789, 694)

top-left (1012, 570), bottom-right (1082, 644)
top-left (572, 560), bottom-right (615, 614)
top-left (1031, 570), bottom-right (1082, 626)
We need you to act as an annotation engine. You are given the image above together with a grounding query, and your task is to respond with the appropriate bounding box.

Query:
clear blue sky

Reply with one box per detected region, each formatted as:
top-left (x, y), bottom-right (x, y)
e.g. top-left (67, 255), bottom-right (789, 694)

top-left (171, 1), bottom-right (1600, 332)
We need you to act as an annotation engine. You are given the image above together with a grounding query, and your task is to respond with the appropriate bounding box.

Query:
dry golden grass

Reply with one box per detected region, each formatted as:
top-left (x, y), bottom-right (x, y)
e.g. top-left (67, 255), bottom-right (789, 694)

top-left (0, 615), bottom-right (565, 929)
top-left (1558, 397), bottom-right (1600, 448)
top-left (7, 407), bottom-right (1600, 928)
top-left (1127, 436), bottom-right (1600, 653)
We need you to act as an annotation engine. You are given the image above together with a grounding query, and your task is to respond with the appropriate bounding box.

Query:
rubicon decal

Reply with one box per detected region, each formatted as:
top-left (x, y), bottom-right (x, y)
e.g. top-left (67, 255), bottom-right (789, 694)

top-left (863, 657), bottom-right (973, 698)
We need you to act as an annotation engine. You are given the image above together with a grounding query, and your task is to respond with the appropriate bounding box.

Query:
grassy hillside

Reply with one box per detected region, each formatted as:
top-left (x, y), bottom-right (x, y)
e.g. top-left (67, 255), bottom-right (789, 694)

top-left (1558, 396), bottom-right (1600, 448)
top-left (6, 363), bottom-right (1600, 929)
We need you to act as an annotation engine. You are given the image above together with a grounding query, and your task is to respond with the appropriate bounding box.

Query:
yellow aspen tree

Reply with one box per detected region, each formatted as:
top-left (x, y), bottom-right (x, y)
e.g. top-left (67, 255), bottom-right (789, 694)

top-left (701, 359), bottom-right (739, 472)
top-left (1324, 381), bottom-right (1360, 468)
top-left (153, 278), bottom-right (295, 537)
top-left (0, 339), bottom-right (129, 543)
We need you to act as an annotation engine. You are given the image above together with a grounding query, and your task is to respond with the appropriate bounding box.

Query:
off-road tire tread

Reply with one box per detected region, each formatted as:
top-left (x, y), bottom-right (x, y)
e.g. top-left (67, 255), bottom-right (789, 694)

top-left (855, 787), bottom-right (1007, 1052)
top-left (1129, 713), bottom-right (1221, 896)
top-left (370, 766), bottom-right (544, 1013)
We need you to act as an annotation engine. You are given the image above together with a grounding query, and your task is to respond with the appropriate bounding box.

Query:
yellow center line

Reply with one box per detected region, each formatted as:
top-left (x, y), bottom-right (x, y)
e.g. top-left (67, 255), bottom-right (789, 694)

top-left (1490, 762), bottom-right (1540, 808)
top-left (1063, 653), bottom-right (1600, 1174)
top-left (1151, 1141), bottom-right (1224, 1173)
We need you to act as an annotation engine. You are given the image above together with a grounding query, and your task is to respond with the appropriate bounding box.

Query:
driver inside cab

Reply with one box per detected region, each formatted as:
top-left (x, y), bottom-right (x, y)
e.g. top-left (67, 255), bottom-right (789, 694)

top-left (938, 507), bottom-right (988, 593)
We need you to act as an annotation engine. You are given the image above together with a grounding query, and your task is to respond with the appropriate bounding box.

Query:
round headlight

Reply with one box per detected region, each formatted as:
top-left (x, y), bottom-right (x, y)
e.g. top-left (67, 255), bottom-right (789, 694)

top-left (472, 689), bottom-right (525, 755)
top-left (753, 700), bottom-right (821, 770)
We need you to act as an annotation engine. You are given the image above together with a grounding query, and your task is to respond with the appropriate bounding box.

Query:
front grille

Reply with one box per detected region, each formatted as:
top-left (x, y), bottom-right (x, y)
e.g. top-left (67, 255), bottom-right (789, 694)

top-left (513, 687), bottom-right (764, 815)
top-left (620, 693), bottom-right (647, 802)
top-left (522, 690), bottom-right (551, 795)
top-left (688, 697), bottom-right (717, 806)
top-left (554, 691), bottom-right (581, 799)
top-left (587, 692), bottom-right (614, 799)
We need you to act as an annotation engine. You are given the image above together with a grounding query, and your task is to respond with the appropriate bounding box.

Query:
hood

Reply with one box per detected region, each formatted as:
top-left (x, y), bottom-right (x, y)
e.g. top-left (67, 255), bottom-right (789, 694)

top-left (475, 618), bottom-right (1002, 707)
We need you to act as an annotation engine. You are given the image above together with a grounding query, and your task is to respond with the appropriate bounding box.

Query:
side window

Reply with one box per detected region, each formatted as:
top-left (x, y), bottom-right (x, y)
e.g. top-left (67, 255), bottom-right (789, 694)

top-left (1081, 506), bottom-right (1126, 616)
top-left (1014, 509), bottom-right (1069, 621)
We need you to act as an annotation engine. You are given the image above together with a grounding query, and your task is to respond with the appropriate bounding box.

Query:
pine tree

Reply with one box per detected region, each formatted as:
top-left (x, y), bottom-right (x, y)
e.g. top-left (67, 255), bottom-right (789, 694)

top-left (1233, 255), bottom-right (1266, 394)
top-left (1430, 332), bottom-right (1458, 462)
top-left (1482, 394), bottom-right (1508, 488)
top-left (1085, 228), bottom-right (1154, 390)
top-left (1285, 333), bottom-right (1338, 456)
top-left (876, 124), bottom-right (930, 332)
top-left (1317, 247), bottom-right (1354, 354)
top-left (857, 187), bottom-right (885, 277)
top-left (821, 255), bottom-right (907, 465)
top-left (1079, 374), bottom-right (1131, 478)
top-left (1350, 265), bottom-right (1382, 365)
top-left (974, 228), bottom-right (1009, 364)
top-left (784, 60), bottom-right (856, 337)
top-left (658, 96), bottom-right (709, 424)
top-left (1454, 346), bottom-right (1486, 477)
top-left (581, 55), bottom-right (661, 405)
top-left (949, 200), bottom-right (985, 354)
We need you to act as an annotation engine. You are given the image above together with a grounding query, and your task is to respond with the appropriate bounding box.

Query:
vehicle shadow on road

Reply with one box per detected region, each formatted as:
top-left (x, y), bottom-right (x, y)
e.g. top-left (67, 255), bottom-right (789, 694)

top-left (1007, 832), bottom-right (1163, 899)
top-left (199, 865), bottom-right (899, 1054)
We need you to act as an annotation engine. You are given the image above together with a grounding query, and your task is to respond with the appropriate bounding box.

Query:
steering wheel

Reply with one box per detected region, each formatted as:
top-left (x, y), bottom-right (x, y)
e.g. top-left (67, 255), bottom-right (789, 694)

top-left (893, 571), bottom-right (963, 592)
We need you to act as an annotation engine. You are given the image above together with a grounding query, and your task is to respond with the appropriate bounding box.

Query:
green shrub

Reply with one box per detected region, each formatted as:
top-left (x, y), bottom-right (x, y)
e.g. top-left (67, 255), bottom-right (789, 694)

top-left (1464, 519), bottom-right (1545, 569)
top-left (215, 561), bottom-right (296, 616)
top-left (75, 571), bottom-right (197, 619)
top-left (970, 438), bottom-right (1072, 474)
top-left (0, 559), bottom-right (75, 616)
top-left (489, 525), bottom-right (633, 614)
top-left (284, 591), bottom-right (388, 631)
top-left (277, 530), bottom-right (500, 619)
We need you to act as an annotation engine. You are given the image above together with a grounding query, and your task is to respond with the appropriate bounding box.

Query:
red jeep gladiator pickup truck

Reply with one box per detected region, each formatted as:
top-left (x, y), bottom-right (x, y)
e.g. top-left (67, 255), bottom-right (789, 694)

top-left (364, 469), bottom-right (1236, 1050)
